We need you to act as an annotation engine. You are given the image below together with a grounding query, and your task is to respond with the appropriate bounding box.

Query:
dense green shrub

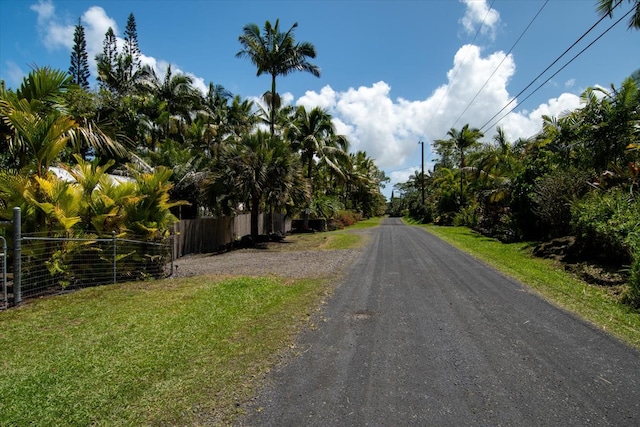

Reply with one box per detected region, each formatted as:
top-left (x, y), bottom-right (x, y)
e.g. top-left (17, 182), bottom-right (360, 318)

top-left (626, 236), bottom-right (640, 309)
top-left (571, 189), bottom-right (639, 264)
top-left (454, 201), bottom-right (478, 228)
top-left (531, 168), bottom-right (591, 238)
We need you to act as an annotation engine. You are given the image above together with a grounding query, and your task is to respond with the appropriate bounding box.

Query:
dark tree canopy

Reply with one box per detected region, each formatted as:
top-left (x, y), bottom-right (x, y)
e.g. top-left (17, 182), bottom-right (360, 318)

top-left (69, 19), bottom-right (90, 89)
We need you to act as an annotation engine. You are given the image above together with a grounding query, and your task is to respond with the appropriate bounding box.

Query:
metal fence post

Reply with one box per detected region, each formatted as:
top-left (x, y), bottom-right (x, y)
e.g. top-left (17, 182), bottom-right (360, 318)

top-left (112, 231), bottom-right (116, 285)
top-left (1, 236), bottom-right (7, 307)
top-left (13, 207), bottom-right (21, 305)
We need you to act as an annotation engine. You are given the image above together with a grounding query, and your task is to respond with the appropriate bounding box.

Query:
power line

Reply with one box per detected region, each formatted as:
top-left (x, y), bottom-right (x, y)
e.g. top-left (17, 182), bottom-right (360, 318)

top-left (422, 0), bottom-right (497, 138)
top-left (450, 0), bottom-right (549, 131)
top-left (481, 5), bottom-right (634, 132)
top-left (478, 0), bottom-right (626, 133)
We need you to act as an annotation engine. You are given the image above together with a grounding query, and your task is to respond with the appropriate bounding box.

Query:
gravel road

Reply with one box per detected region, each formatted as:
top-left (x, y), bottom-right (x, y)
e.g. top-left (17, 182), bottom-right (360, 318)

top-left (238, 217), bottom-right (640, 426)
top-left (172, 239), bottom-right (366, 280)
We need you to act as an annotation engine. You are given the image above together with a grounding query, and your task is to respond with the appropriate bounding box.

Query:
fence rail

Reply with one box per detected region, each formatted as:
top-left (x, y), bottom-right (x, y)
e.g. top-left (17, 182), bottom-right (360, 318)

top-left (1, 209), bottom-right (293, 308)
top-left (18, 233), bottom-right (173, 301)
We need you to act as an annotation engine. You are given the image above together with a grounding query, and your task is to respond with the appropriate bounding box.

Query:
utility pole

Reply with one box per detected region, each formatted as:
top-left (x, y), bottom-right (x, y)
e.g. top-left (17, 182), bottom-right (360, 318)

top-left (418, 141), bottom-right (425, 205)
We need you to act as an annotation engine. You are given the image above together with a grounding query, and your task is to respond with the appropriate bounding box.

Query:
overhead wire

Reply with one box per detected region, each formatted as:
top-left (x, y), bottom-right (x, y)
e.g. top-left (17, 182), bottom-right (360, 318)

top-left (422, 0), bottom-right (497, 138)
top-left (480, 4), bottom-right (635, 132)
top-left (449, 0), bottom-right (549, 130)
top-left (477, 0), bottom-right (626, 133)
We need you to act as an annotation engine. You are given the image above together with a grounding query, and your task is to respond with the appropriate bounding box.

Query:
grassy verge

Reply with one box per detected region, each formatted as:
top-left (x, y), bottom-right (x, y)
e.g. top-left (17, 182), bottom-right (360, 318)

top-left (0, 276), bottom-right (329, 426)
top-left (270, 216), bottom-right (382, 251)
top-left (0, 217), bottom-right (383, 425)
top-left (420, 224), bottom-right (640, 350)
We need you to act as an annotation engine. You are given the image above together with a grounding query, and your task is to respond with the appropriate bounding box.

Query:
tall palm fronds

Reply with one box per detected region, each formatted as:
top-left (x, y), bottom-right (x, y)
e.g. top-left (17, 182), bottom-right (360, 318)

top-left (210, 131), bottom-right (305, 239)
top-left (1, 66), bottom-right (127, 169)
top-left (237, 19), bottom-right (320, 136)
top-left (597, 0), bottom-right (640, 29)
top-left (447, 124), bottom-right (484, 202)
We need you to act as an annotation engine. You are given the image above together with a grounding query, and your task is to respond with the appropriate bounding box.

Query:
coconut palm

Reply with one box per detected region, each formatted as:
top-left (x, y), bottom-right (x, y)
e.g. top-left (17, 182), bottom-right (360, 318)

top-left (288, 106), bottom-right (348, 182)
top-left (143, 65), bottom-right (201, 143)
top-left (199, 82), bottom-right (232, 157)
top-left (576, 78), bottom-right (639, 171)
top-left (447, 124), bottom-right (484, 203)
top-left (226, 95), bottom-right (257, 139)
top-left (236, 19), bottom-right (320, 137)
top-left (287, 106), bottom-right (348, 227)
top-left (345, 150), bottom-right (388, 217)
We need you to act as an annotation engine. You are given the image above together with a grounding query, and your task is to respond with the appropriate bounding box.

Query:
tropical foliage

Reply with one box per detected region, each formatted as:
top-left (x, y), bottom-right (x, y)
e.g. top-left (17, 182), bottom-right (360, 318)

top-left (236, 19), bottom-right (320, 137)
top-left (391, 71), bottom-right (640, 307)
top-left (0, 14), bottom-right (387, 249)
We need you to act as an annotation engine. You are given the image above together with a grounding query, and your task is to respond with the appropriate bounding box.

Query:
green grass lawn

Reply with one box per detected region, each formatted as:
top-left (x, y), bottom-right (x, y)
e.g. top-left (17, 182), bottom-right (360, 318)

top-left (270, 216), bottom-right (381, 251)
top-left (0, 276), bottom-right (329, 426)
top-left (0, 218), bottom-right (382, 426)
top-left (11, 217), bottom-right (636, 425)
top-left (420, 224), bottom-right (640, 350)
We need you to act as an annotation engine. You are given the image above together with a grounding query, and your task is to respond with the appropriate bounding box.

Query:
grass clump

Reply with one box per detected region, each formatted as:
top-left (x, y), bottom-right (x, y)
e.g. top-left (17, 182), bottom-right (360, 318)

top-left (0, 275), bottom-right (327, 426)
top-left (421, 225), bottom-right (640, 350)
top-left (281, 217), bottom-right (381, 251)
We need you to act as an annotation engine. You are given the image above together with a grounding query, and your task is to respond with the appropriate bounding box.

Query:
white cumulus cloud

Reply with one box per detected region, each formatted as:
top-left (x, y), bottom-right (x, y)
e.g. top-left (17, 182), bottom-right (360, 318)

top-left (459, 0), bottom-right (501, 40)
top-left (295, 41), bottom-right (583, 197)
top-left (30, 0), bottom-right (73, 51)
top-left (81, 6), bottom-right (118, 65)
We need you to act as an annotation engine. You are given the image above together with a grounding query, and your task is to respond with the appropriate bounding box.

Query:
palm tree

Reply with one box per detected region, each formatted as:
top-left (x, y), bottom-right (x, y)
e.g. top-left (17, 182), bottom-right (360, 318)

top-left (597, 0), bottom-right (640, 29)
top-left (447, 124), bottom-right (484, 203)
top-left (345, 151), bottom-right (388, 217)
top-left (199, 82), bottom-right (232, 157)
top-left (213, 131), bottom-right (299, 240)
top-left (226, 95), bottom-right (257, 140)
top-left (288, 106), bottom-right (348, 182)
top-left (466, 127), bottom-right (522, 230)
top-left (287, 106), bottom-right (348, 227)
top-left (236, 19), bottom-right (320, 137)
top-left (0, 67), bottom-right (125, 175)
top-left (143, 65), bottom-right (201, 143)
top-left (581, 78), bottom-right (638, 171)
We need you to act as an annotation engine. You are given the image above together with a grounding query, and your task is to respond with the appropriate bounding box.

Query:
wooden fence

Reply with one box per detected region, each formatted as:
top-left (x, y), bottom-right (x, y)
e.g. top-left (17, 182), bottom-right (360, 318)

top-left (173, 213), bottom-right (292, 258)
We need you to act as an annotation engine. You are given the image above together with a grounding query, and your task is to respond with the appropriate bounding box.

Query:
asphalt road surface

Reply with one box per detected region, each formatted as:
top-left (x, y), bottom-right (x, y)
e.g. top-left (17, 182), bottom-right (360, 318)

top-left (240, 218), bottom-right (640, 426)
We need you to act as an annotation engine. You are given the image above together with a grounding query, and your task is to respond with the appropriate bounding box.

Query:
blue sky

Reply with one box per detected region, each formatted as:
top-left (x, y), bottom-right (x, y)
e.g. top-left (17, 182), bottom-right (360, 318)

top-left (1, 0), bottom-right (639, 198)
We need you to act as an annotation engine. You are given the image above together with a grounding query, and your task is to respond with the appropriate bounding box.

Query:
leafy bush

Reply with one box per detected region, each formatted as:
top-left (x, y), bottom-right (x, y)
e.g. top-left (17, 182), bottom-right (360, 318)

top-left (531, 168), bottom-right (591, 238)
top-left (453, 201), bottom-right (478, 227)
top-left (408, 203), bottom-right (433, 224)
top-left (334, 210), bottom-right (361, 228)
top-left (625, 235), bottom-right (640, 309)
top-left (571, 189), bottom-right (639, 264)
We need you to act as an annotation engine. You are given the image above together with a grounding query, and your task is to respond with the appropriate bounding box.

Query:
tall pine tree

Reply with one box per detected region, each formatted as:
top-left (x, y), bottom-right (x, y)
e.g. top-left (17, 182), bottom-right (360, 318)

top-left (103, 27), bottom-right (118, 67)
top-left (96, 27), bottom-right (118, 91)
top-left (123, 13), bottom-right (141, 79)
top-left (69, 19), bottom-right (90, 89)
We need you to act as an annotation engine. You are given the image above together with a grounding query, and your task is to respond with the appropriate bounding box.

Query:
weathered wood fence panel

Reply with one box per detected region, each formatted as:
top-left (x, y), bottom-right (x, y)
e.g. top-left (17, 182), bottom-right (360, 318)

top-left (233, 213), bottom-right (256, 239)
top-left (173, 213), bottom-right (292, 259)
top-left (173, 216), bottom-right (234, 258)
